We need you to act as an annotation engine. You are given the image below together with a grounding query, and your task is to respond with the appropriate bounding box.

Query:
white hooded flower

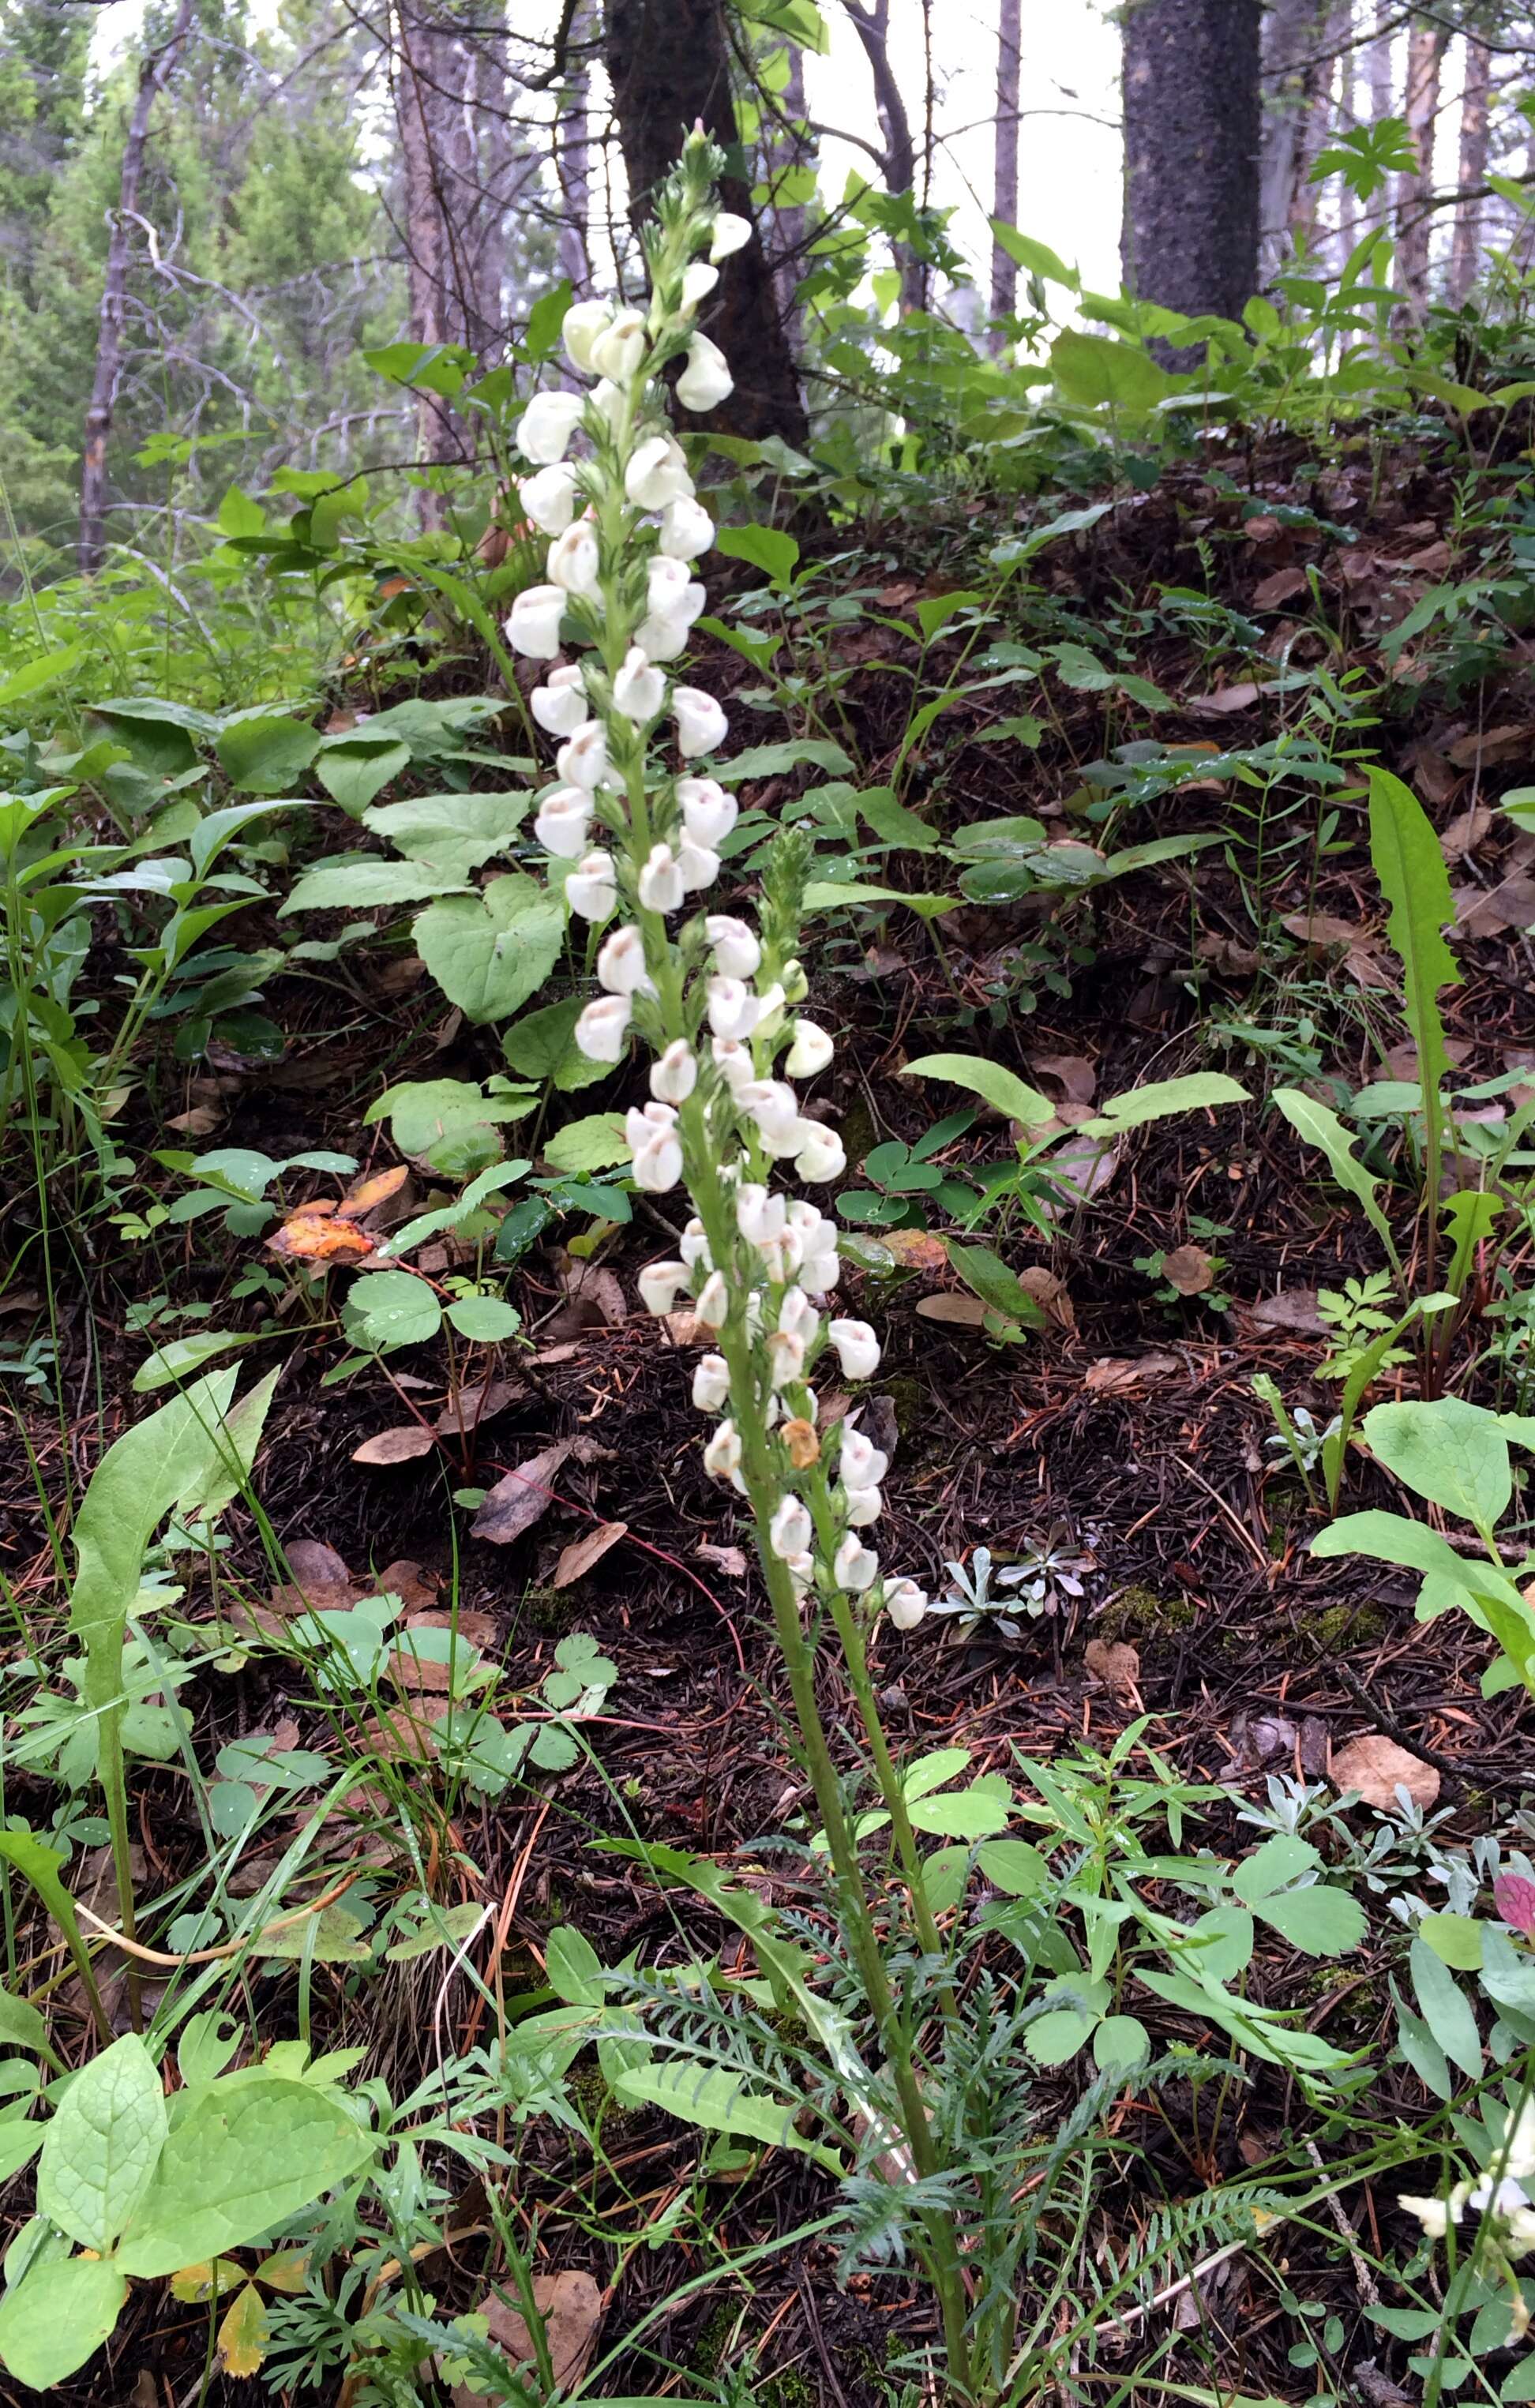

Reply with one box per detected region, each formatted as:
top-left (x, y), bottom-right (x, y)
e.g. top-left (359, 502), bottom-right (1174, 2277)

top-left (680, 261), bottom-right (719, 312)
top-left (692, 1353), bottom-right (730, 1412)
top-left (597, 925), bottom-right (651, 995)
top-left (794, 1122), bottom-right (846, 1183)
top-left (703, 1418), bottom-right (741, 1478)
top-left (779, 1285), bottom-right (819, 1343)
top-left (519, 461), bottom-right (580, 534)
top-left (534, 786), bottom-right (592, 858)
top-left (565, 850), bottom-right (616, 921)
top-left (835, 1534), bottom-right (878, 1593)
top-left (557, 720), bottom-right (610, 791)
top-left (613, 645), bottom-right (666, 723)
top-left (674, 685), bottom-right (728, 756)
top-left (587, 377), bottom-right (625, 429)
top-left (785, 1018), bottom-right (835, 1077)
top-left (770, 1495), bottom-right (813, 1559)
top-left (625, 1100), bottom-right (677, 1149)
top-left (625, 434), bottom-right (693, 509)
top-left (660, 495), bottom-right (715, 559)
top-left (562, 298), bottom-right (614, 372)
top-left (516, 389), bottom-right (587, 464)
top-left (840, 1424), bottom-right (888, 1492)
top-left (632, 1126), bottom-right (683, 1193)
top-left (828, 1318), bottom-right (880, 1378)
top-left (637, 842), bottom-right (685, 913)
top-left (711, 211), bottom-right (752, 261)
top-left (677, 332), bottom-right (734, 411)
top-left (675, 839), bottom-right (720, 894)
top-left (650, 1039), bottom-right (697, 1104)
top-left (707, 977), bottom-right (759, 1041)
top-left (883, 1577), bottom-right (929, 1631)
top-left (766, 1329), bottom-right (805, 1388)
top-left (507, 583), bottom-right (567, 658)
top-left (846, 1486), bottom-right (883, 1526)
top-left (680, 1217), bottom-right (712, 1270)
top-left (647, 554), bottom-right (697, 624)
top-left (530, 659), bottom-right (588, 737)
top-left (590, 305), bottom-right (647, 382)
top-left (705, 914), bottom-right (760, 979)
top-left (1399, 2194), bottom-right (1451, 2241)
top-left (680, 777), bottom-right (737, 849)
top-left (547, 519), bottom-right (602, 598)
top-left (738, 1080), bottom-right (800, 1145)
top-left (711, 1037), bottom-right (755, 1093)
top-left (637, 1259), bottom-right (689, 1316)
top-left (736, 1183), bottom-right (786, 1245)
top-left (696, 1271), bottom-right (729, 1327)
top-left (574, 994), bottom-right (630, 1062)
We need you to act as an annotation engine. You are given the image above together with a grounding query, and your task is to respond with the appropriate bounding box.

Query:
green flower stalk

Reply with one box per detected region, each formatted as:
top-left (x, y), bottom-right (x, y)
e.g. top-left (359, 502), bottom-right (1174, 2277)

top-left (505, 134), bottom-right (972, 2383)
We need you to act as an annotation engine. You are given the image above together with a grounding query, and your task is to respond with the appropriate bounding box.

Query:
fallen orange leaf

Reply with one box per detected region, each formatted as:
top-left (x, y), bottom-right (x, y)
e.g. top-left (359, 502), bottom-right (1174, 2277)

top-left (267, 1213), bottom-right (375, 1262)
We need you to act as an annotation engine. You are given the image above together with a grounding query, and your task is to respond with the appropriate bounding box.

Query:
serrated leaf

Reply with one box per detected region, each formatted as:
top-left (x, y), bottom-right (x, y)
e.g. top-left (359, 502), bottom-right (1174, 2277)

top-left (115, 2080), bottom-right (374, 2278)
top-left (1271, 1088), bottom-right (1398, 1259)
top-left (413, 878), bottom-right (565, 1023)
top-left (36, 2034), bottom-right (167, 2252)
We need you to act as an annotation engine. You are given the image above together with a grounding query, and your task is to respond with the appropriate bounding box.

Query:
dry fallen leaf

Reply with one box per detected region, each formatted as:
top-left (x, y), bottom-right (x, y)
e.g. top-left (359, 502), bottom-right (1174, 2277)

top-left (1452, 875), bottom-right (1535, 937)
top-left (452, 2272), bottom-right (604, 2407)
top-left (1446, 722), bottom-right (1532, 768)
top-left (1330, 1732), bottom-right (1440, 1811)
top-left (696, 1542), bottom-right (749, 1579)
top-left (879, 1228), bottom-right (950, 1272)
top-left (164, 1104), bottom-right (224, 1137)
top-left (435, 1377), bottom-right (524, 1435)
top-left (1082, 1352), bottom-right (1183, 1394)
top-left (553, 1519), bottom-right (629, 1588)
top-left (1186, 681), bottom-right (1263, 715)
top-left (1439, 803), bottom-right (1492, 863)
top-left (1162, 1243), bottom-right (1215, 1296)
top-left (1018, 1265), bottom-right (1075, 1330)
top-left (915, 1293), bottom-right (989, 1327)
top-left (374, 1558), bottom-right (439, 1613)
top-left (1084, 1637), bottom-right (1141, 1700)
top-left (1031, 1051), bottom-right (1098, 1103)
top-left (267, 1211), bottom-right (375, 1263)
top-left (340, 1164), bottom-right (410, 1217)
top-left (351, 1425), bottom-right (437, 1466)
top-left (1195, 931), bottom-right (1262, 977)
top-left (1244, 1288), bottom-right (1326, 1335)
top-left (471, 1441), bottom-right (575, 1543)
top-left (270, 1540), bottom-right (355, 1616)
top-left (1251, 566), bottom-right (1308, 610)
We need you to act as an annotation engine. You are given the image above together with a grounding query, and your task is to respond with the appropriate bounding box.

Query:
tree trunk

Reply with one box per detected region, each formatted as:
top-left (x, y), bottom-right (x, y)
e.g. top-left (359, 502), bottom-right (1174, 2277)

top-left (1338, 3), bottom-right (1359, 261)
top-left (1368, 0), bottom-right (1393, 120)
top-left (78, 0), bottom-right (197, 575)
top-left (1395, 16), bottom-right (1446, 313)
top-left (392, 0), bottom-right (518, 516)
top-left (554, 2), bottom-right (594, 299)
top-left (1449, 34), bottom-right (1492, 304)
top-left (603, 0), bottom-right (808, 446)
top-left (841, 0), bottom-right (925, 314)
top-left (1259, 0), bottom-right (1319, 279)
top-left (989, 0), bottom-right (1023, 344)
top-left (1120, 0), bottom-right (1262, 340)
top-left (766, 43), bottom-right (814, 347)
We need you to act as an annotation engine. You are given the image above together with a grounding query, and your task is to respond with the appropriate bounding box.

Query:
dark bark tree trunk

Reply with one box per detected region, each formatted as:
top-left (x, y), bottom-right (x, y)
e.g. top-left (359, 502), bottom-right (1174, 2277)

top-left (1449, 34), bottom-right (1492, 304)
top-left (1395, 16), bottom-right (1447, 313)
top-left (603, 0), bottom-right (808, 446)
top-left (840, 0), bottom-right (925, 314)
top-left (392, 0), bottom-right (519, 518)
top-left (78, 0), bottom-right (197, 575)
top-left (989, 0), bottom-right (1022, 346)
top-left (1120, 0), bottom-right (1262, 343)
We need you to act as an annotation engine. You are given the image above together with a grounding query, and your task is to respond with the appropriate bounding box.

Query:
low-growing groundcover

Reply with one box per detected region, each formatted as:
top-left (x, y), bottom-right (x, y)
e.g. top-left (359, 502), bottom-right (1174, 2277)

top-left (5, 164), bottom-right (1535, 2408)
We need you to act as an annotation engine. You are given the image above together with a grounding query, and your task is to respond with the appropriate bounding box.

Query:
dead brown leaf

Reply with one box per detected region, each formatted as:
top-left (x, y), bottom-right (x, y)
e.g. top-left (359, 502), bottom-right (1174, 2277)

top-left (471, 1441), bottom-right (575, 1543)
top-left (1084, 1637), bottom-right (1141, 1700)
top-left (1082, 1352), bottom-right (1183, 1394)
top-left (553, 1520), bottom-right (629, 1587)
top-left (914, 1294), bottom-right (989, 1327)
top-left (1162, 1243), bottom-right (1215, 1296)
top-left (1017, 1266), bottom-right (1075, 1330)
top-left (270, 1540), bottom-right (355, 1617)
top-left (1440, 804), bottom-right (1492, 863)
top-left (1195, 932), bottom-right (1262, 977)
top-left (375, 1559), bottom-right (439, 1613)
top-left (696, 1542), bottom-right (749, 1578)
top-left (434, 1377), bottom-right (524, 1435)
top-left (1031, 1052), bottom-right (1098, 1103)
top-left (1186, 681), bottom-right (1263, 715)
top-left (1244, 1288), bottom-right (1326, 1335)
top-left (267, 1212), bottom-right (376, 1264)
top-left (1452, 875), bottom-right (1535, 936)
top-left (1251, 567), bottom-right (1308, 610)
top-left (164, 1105), bottom-right (224, 1137)
top-left (351, 1425), bottom-right (437, 1466)
top-left (340, 1165), bottom-right (410, 1217)
top-left (1330, 1733), bottom-right (1440, 1811)
top-left (1447, 723), bottom-right (1533, 768)
top-left (451, 2273), bottom-right (604, 2408)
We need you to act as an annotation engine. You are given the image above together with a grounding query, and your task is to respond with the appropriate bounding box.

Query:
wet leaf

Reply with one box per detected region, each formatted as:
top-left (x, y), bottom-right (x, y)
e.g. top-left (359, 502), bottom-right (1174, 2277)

top-left (267, 1212), bottom-right (374, 1263)
top-left (340, 1165), bottom-right (409, 1217)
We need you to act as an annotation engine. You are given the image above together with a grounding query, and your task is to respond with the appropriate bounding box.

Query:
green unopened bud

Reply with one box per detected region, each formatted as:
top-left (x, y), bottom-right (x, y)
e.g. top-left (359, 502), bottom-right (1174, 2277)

top-left (781, 957), bottom-right (809, 1003)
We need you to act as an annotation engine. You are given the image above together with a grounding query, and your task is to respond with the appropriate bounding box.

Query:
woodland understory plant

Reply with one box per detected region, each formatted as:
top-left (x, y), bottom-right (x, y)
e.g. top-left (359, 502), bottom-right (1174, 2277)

top-left (504, 133), bottom-right (987, 2386)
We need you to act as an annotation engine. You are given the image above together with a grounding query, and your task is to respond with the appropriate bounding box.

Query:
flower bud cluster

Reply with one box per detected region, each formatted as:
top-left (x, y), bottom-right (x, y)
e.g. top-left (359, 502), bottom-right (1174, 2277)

top-left (1401, 2099), bottom-right (1535, 2268)
top-left (502, 136), bottom-right (926, 1636)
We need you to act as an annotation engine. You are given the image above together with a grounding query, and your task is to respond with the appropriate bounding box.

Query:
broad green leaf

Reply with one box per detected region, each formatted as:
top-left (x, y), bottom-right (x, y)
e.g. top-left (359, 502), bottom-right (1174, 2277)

top-left (0, 643), bottom-right (85, 711)
top-left (36, 2033), bottom-right (167, 2252)
top-left (1252, 1884), bottom-right (1366, 1957)
top-left (214, 711), bottom-right (320, 796)
top-left (1419, 1913), bottom-right (1483, 1971)
top-left (362, 791), bottom-right (528, 881)
top-left (914, 588), bottom-right (986, 641)
top-left (340, 1269), bottom-right (441, 1354)
top-left (413, 878), bottom-right (565, 1022)
top-left (1086, 1072), bottom-right (1248, 1132)
top-left (0, 1985), bottom-right (58, 2068)
top-left (857, 786), bottom-right (940, 850)
top-left (282, 857), bottom-right (468, 914)
top-left (501, 994), bottom-right (610, 1092)
top-left (0, 2254), bottom-right (129, 2390)
top-left (1271, 1088), bottom-right (1398, 1262)
top-left (1362, 1397), bottom-right (1510, 1528)
top-left (1393, 1988), bottom-right (1452, 2099)
top-left (947, 1240), bottom-right (1046, 1326)
top-left (1050, 327), bottom-right (1174, 414)
top-left (1409, 1935), bottom-right (1481, 2077)
top-left (919, 1847), bottom-right (971, 1915)
top-left (714, 523), bottom-right (800, 589)
top-left (802, 879), bottom-right (957, 920)
top-left (900, 1746), bottom-right (973, 1799)
top-left (1179, 1906), bottom-right (1254, 1982)
top-left (1231, 1833), bottom-right (1319, 1902)
top-left (0, 1833), bottom-right (96, 2011)
top-left (1368, 765), bottom-right (1459, 1102)
top-left (366, 1076), bottom-right (532, 1176)
top-left (1024, 2007), bottom-right (1097, 2065)
top-left (133, 1330), bottom-right (268, 1393)
top-left (990, 222), bottom-right (1079, 288)
top-left (115, 2080), bottom-right (375, 2278)
top-left (445, 1296), bottom-right (520, 1343)
top-left (908, 1786), bottom-right (1012, 1840)
top-left (902, 1052), bottom-right (1055, 1125)
top-left (610, 2059), bottom-right (839, 2170)
top-left (545, 1925), bottom-right (605, 2007)
top-left (720, 737), bottom-right (851, 781)
top-left (0, 2124), bottom-right (42, 2181)
top-left (976, 1838), bottom-right (1050, 1895)
top-left (1311, 1507), bottom-right (1514, 1590)
top-left (542, 1112), bottom-right (630, 1174)
top-left (1093, 2014), bottom-right (1150, 2072)
top-left (313, 734), bottom-right (411, 812)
